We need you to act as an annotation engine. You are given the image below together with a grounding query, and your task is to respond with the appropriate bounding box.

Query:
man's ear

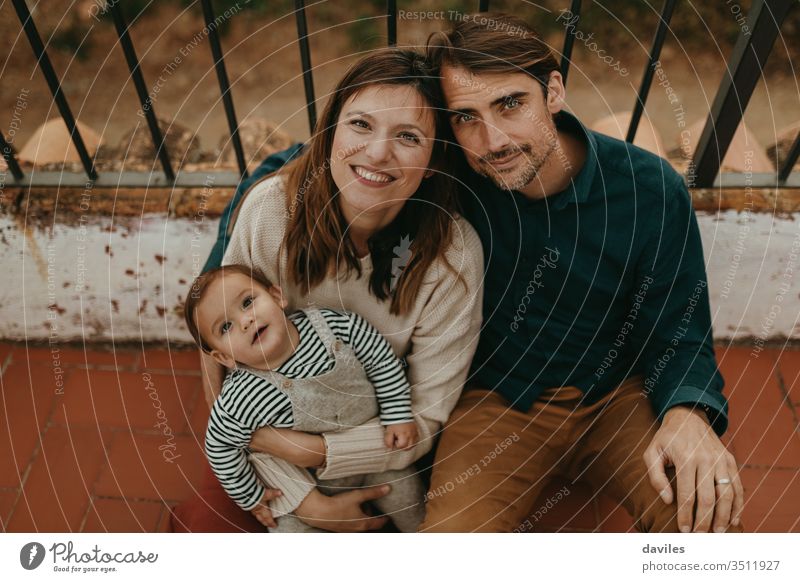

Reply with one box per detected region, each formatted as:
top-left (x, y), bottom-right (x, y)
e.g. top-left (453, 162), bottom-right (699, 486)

top-left (423, 168), bottom-right (434, 178)
top-left (268, 284), bottom-right (288, 309)
top-left (209, 349), bottom-right (235, 369)
top-left (545, 71), bottom-right (566, 116)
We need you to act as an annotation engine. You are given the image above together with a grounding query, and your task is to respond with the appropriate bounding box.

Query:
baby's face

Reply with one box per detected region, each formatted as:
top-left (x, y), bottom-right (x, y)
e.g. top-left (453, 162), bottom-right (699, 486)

top-left (195, 271), bottom-right (291, 369)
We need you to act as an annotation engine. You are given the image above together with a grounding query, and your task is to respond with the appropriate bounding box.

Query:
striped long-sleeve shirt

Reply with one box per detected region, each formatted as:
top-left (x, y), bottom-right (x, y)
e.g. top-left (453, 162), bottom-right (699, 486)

top-left (205, 308), bottom-right (413, 510)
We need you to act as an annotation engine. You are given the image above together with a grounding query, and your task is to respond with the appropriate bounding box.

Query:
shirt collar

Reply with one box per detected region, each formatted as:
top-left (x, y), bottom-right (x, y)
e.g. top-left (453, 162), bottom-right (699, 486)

top-left (544, 110), bottom-right (598, 211)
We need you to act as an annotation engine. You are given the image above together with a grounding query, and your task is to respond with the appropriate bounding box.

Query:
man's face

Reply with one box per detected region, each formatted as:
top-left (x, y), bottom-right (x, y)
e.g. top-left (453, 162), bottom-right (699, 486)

top-left (440, 65), bottom-right (562, 192)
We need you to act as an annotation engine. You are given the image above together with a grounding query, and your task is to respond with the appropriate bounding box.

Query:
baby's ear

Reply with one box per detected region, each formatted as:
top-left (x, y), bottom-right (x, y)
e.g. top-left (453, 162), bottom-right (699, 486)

top-left (268, 284), bottom-right (288, 309)
top-left (209, 349), bottom-right (235, 369)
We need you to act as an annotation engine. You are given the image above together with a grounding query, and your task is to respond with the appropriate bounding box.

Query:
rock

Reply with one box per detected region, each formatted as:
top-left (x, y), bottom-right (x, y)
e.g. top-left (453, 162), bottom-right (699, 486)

top-left (591, 111), bottom-right (666, 157)
top-left (766, 120), bottom-right (800, 172)
top-left (678, 118), bottom-right (773, 173)
top-left (217, 118), bottom-right (294, 171)
top-left (18, 119), bottom-right (103, 166)
top-left (109, 117), bottom-right (202, 171)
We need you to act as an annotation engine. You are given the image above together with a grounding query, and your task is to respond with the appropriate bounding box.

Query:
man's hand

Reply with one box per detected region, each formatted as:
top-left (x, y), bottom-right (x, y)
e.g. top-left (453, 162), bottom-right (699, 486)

top-left (644, 405), bottom-right (744, 533)
top-left (249, 427), bottom-right (327, 468)
top-left (294, 488), bottom-right (390, 532)
top-left (250, 489), bottom-right (284, 529)
top-left (384, 421), bottom-right (418, 450)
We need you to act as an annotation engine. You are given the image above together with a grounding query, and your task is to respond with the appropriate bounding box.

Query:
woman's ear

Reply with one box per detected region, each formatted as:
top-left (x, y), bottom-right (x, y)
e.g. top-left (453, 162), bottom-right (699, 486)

top-left (268, 284), bottom-right (288, 309)
top-left (209, 349), bottom-right (236, 369)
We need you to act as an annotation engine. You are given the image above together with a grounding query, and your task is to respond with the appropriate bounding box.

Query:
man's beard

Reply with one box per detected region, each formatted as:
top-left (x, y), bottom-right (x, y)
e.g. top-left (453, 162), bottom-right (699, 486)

top-left (478, 139), bottom-right (557, 192)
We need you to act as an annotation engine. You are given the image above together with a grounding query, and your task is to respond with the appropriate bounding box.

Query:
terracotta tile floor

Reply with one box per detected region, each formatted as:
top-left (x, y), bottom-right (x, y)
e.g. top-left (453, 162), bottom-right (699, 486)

top-left (1, 343), bottom-right (798, 533)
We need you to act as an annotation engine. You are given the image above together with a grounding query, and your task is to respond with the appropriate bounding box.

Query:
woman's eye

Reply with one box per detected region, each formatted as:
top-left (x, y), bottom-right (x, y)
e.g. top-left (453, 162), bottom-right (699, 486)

top-left (350, 119), bottom-right (370, 130)
top-left (242, 295), bottom-right (253, 308)
top-left (220, 321), bottom-right (232, 334)
top-left (398, 132), bottom-right (420, 144)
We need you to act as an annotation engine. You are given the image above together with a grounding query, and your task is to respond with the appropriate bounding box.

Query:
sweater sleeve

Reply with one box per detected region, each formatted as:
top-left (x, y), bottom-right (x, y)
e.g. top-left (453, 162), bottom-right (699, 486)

top-left (316, 218), bottom-right (484, 480)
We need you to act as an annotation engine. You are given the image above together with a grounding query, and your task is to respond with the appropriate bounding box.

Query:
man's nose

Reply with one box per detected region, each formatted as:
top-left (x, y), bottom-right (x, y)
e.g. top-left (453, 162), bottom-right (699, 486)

top-left (482, 120), bottom-right (511, 153)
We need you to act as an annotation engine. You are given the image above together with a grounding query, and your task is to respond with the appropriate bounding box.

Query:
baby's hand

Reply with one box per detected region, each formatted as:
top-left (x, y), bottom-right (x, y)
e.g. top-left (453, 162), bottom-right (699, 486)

top-left (250, 488), bottom-right (283, 528)
top-left (384, 421), bottom-right (418, 451)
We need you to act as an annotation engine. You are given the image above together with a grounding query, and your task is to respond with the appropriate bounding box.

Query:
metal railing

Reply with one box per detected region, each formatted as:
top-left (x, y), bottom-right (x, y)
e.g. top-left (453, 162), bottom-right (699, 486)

top-left (1, 0), bottom-right (798, 190)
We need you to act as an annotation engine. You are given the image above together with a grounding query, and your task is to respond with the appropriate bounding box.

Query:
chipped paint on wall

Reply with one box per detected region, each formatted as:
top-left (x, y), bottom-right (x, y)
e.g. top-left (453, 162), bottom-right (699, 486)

top-left (1, 211), bottom-right (799, 343)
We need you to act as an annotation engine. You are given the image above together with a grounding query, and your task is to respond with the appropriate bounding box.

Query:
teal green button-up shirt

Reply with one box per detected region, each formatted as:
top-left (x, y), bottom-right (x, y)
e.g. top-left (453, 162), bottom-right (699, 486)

top-left (459, 112), bottom-right (728, 435)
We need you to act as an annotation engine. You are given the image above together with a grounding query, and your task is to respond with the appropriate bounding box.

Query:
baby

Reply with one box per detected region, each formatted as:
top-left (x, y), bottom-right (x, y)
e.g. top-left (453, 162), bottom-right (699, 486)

top-left (184, 264), bottom-right (424, 532)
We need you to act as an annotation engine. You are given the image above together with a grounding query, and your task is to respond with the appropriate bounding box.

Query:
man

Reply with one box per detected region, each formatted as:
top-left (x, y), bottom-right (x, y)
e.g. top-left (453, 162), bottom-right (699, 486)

top-left (418, 13), bottom-right (742, 533)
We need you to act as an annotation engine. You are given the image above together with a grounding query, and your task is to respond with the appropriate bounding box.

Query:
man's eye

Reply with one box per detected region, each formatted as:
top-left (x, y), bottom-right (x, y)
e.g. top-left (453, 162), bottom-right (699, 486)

top-left (220, 321), bottom-right (232, 334)
top-left (242, 295), bottom-right (253, 308)
top-left (502, 96), bottom-right (521, 110)
top-left (455, 113), bottom-right (475, 124)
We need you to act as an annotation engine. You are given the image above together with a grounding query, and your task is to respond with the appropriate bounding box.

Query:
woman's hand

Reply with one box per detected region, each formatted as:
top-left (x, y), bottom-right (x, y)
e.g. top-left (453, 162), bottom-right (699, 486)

top-left (294, 488), bottom-right (390, 532)
top-left (249, 427), bottom-right (327, 468)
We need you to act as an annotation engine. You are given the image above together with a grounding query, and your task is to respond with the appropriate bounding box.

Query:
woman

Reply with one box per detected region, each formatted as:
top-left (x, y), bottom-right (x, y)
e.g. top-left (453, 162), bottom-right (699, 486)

top-left (173, 48), bottom-right (483, 532)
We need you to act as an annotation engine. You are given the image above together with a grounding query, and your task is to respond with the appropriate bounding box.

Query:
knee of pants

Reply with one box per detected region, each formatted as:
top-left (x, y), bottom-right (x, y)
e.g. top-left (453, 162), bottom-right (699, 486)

top-left (633, 495), bottom-right (681, 533)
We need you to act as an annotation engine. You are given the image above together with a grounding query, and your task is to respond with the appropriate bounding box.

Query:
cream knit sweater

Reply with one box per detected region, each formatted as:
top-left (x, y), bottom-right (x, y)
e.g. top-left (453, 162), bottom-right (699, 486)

top-left (222, 174), bottom-right (484, 515)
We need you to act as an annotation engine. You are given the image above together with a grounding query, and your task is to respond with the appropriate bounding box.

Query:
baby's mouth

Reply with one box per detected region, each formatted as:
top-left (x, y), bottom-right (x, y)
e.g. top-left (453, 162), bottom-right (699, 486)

top-left (252, 324), bottom-right (268, 345)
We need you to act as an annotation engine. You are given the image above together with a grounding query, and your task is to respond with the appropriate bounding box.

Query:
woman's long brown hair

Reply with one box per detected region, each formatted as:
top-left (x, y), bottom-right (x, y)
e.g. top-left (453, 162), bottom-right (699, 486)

top-left (281, 48), bottom-right (463, 315)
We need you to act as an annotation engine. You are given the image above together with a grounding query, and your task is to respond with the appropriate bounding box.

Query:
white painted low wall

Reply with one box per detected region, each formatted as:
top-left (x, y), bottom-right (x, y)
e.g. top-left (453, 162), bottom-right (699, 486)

top-left (1, 210), bottom-right (798, 343)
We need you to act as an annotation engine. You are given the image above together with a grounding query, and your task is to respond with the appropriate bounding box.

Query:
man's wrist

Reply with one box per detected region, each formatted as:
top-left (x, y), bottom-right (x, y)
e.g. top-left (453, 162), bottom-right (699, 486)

top-left (665, 403), bottom-right (712, 425)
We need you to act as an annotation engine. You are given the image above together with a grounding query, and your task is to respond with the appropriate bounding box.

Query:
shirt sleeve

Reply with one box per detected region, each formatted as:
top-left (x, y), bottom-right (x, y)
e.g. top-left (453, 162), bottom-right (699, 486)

top-left (205, 402), bottom-right (266, 512)
top-left (634, 175), bottom-right (728, 435)
top-left (339, 311), bottom-right (413, 425)
top-left (316, 219), bottom-right (485, 480)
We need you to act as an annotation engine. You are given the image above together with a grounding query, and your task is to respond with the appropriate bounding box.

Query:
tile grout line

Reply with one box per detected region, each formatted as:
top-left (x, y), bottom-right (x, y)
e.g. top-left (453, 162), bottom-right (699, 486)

top-left (774, 362), bottom-right (800, 433)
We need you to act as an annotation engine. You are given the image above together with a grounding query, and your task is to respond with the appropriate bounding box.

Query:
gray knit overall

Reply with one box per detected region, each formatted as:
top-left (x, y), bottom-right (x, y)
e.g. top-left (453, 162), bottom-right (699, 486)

top-left (245, 308), bottom-right (425, 533)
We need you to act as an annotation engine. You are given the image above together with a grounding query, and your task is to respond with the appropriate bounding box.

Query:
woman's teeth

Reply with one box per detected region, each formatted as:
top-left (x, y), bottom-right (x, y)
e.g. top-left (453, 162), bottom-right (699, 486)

top-left (354, 166), bottom-right (393, 183)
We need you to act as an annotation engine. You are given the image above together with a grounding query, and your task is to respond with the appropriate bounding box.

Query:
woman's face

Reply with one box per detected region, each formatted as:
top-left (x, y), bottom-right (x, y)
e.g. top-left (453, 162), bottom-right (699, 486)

top-left (329, 84), bottom-right (436, 227)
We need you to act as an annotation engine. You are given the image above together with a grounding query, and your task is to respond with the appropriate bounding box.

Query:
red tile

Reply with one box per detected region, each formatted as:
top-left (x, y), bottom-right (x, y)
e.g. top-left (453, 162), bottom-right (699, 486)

top-left (11, 346), bottom-right (137, 367)
top-left (139, 349), bottom-right (200, 372)
top-left (82, 498), bottom-right (164, 532)
top-left (0, 360), bottom-right (63, 488)
top-left (94, 432), bottom-right (206, 501)
top-left (529, 478), bottom-right (598, 531)
top-left (740, 467), bottom-right (800, 532)
top-left (596, 494), bottom-right (635, 532)
top-left (718, 348), bottom-right (800, 468)
top-left (189, 391), bottom-right (211, 439)
top-left (53, 370), bottom-right (201, 432)
top-left (7, 426), bottom-right (113, 532)
top-left (778, 350), bottom-right (800, 406)
top-left (0, 489), bottom-right (20, 532)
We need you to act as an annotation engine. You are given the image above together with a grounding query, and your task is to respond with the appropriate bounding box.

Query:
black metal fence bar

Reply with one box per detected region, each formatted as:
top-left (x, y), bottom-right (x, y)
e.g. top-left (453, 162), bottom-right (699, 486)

top-left (626, 0), bottom-right (677, 143)
top-left (110, 2), bottom-right (175, 183)
top-left (387, 0), bottom-right (397, 46)
top-left (479, 0), bottom-right (490, 11)
top-left (294, 0), bottom-right (317, 134)
top-left (11, 0), bottom-right (97, 180)
top-left (201, 0), bottom-right (248, 179)
top-left (1, 131), bottom-right (25, 181)
top-left (559, 0), bottom-right (582, 86)
top-left (692, 0), bottom-right (794, 188)
top-left (779, 131), bottom-right (800, 184)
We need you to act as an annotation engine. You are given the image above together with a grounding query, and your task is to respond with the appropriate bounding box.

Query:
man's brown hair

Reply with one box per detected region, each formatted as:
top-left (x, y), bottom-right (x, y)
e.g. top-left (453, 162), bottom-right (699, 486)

top-left (183, 265), bottom-right (273, 353)
top-left (426, 12), bottom-right (559, 96)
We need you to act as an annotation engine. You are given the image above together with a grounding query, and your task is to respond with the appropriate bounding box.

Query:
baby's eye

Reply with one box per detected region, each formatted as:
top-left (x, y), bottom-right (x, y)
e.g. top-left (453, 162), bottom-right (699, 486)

top-left (242, 295), bottom-right (254, 308)
top-left (220, 321), bottom-right (232, 334)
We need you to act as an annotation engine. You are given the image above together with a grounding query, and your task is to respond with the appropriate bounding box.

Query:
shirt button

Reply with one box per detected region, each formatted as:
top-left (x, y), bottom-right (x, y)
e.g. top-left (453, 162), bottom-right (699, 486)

top-left (282, 380), bottom-right (292, 389)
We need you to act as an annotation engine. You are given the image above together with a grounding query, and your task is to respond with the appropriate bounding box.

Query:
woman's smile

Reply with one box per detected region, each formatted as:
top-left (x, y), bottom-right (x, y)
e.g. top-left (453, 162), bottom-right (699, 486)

top-left (350, 164), bottom-right (396, 187)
